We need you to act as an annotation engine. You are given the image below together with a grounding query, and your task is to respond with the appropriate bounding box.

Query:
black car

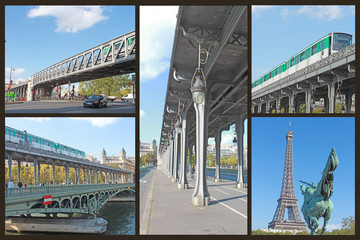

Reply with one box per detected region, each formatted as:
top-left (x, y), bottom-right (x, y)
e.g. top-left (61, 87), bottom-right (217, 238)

top-left (83, 95), bottom-right (107, 108)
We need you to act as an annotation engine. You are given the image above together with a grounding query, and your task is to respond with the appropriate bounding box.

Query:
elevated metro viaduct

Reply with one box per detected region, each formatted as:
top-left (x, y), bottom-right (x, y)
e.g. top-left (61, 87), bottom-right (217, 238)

top-left (5, 140), bottom-right (134, 188)
top-left (252, 44), bottom-right (355, 113)
top-left (8, 31), bottom-right (135, 101)
top-left (158, 6), bottom-right (248, 207)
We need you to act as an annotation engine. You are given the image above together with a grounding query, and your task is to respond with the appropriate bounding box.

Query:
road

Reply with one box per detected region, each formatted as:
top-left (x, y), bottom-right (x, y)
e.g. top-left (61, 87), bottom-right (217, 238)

top-left (140, 167), bottom-right (247, 234)
top-left (5, 101), bottom-right (135, 114)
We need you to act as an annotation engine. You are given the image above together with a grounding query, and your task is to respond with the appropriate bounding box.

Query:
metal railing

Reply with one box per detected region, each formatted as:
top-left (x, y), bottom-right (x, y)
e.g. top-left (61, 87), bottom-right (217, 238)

top-left (5, 183), bottom-right (135, 199)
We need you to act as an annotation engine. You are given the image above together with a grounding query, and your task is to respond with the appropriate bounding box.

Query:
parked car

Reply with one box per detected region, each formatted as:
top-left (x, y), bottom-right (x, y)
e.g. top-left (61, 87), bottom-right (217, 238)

top-left (121, 93), bottom-right (134, 102)
top-left (83, 95), bottom-right (107, 108)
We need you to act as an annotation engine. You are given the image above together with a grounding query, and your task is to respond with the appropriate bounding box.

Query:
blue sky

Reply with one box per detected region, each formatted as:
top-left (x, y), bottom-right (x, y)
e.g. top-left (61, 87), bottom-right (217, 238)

top-left (252, 117), bottom-right (355, 231)
top-left (140, 6), bottom-right (247, 146)
top-left (252, 5), bottom-right (355, 81)
top-left (5, 6), bottom-right (135, 85)
top-left (5, 118), bottom-right (135, 160)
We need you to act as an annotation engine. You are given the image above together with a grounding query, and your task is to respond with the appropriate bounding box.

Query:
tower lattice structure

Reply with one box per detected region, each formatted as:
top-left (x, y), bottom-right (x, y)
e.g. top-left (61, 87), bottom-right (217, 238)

top-left (268, 122), bottom-right (307, 231)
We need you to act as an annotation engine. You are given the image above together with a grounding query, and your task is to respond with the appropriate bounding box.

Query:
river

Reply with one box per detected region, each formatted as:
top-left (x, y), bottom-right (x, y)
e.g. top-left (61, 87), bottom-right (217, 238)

top-left (5, 201), bottom-right (135, 235)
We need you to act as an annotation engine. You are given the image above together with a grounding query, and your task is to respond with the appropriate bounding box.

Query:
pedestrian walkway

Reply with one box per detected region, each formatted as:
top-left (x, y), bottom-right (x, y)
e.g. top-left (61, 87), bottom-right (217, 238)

top-left (140, 168), bottom-right (247, 235)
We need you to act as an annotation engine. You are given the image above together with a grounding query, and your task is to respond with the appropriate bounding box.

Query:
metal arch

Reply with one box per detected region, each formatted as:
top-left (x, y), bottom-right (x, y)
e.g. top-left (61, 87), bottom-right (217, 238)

top-left (31, 31), bottom-right (135, 88)
top-left (5, 184), bottom-right (135, 217)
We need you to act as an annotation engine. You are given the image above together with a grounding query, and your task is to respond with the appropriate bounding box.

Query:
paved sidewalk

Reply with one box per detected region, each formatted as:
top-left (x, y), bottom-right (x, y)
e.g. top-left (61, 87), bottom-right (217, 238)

top-left (141, 168), bottom-right (247, 235)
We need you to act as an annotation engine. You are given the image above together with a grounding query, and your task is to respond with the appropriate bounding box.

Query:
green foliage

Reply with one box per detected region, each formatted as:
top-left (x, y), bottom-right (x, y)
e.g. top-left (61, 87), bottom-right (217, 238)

top-left (312, 108), bottom-right (323, 113)
top-left (299, 104), bottom-right (306, 113)
top-left (207, 153), bottom-right (215, 167)
top-left (252, 216), bottom-right (355, 235)
top-left (140, 153), bottom-right (156, 166)
top-left (78, 74), bottom-right (132, 97)
top-left (335, 102), bottom-right (345, 113)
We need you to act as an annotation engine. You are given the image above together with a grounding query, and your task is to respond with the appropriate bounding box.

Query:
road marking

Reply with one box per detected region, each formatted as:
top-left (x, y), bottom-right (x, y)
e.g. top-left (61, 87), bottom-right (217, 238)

top-left (210, 196), bottom-right (247, 219)
top-left (140, 180), bottom-right (147, 183)
top-left (221, 185), bottom-right (248, 194)
top-left (214, 188), bottom-right (230, 195)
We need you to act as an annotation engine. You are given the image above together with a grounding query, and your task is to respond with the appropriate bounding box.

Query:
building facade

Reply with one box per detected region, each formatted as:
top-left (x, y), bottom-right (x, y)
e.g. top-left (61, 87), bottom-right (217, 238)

top-left (100, 147), bottom-right (135, 173)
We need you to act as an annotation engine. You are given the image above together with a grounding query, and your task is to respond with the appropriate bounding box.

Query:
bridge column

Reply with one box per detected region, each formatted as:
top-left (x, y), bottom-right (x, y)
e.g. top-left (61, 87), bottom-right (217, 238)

top-left (100, 170), bottom-right (103, 183)
top-left (95, 169), bottom-right (98, 184)
top-left (37, 162), bottom-right (41, 186)
top-left (178, 109), bottom-right (189, 190)
top-left (77, 167), bottom-right (81, 184)
top-left (87, 168), bottom-right (89, 184)
top-left (169, 134), bottom-right (174, 179)
top-left (191, 87), bottom-right (211, 207)
top-left (214, 129), bottom-right (222, 183)
top-left (345, 91), bottom-right (354, 113)
top-left (289, 94), bottom-right (295, 113)
top-left (74, 167), bottom-right (77, 184)
top-left (172, 129), bottom-right (180, 183)
top-left (65, 165), bottom-right (69, 185)
top-left (83, 168), bottom-right (86, 184)
top-left (304, 89), bottom-right (312, 113)
top-left (188, 144), bottom-right (193, 174)
top-left (105, 171), bottom-right (108, 183)
top-left (7, 154), bottom-right (13, 182)
top-left (52, 163), bottom-right (56, 186)
top-left (17, 160), bottom-right (21, 183)
top-left (34, 159), bottom-right (37, 187)
top-left (235, 115), bottom-right (246, 188)
top-left (327, 82), bottom-right (336, 113)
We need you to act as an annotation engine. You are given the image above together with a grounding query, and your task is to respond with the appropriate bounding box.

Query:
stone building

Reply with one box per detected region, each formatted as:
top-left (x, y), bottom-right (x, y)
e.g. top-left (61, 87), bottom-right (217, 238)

top-left (100, 147), bottom-right (135, 173)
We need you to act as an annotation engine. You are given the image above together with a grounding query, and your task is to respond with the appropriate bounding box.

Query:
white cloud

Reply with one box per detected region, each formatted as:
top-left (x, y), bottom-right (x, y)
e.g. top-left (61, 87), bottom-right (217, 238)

top-left (26, 117), bottom-right (51, 122)
top-left (140, 109), bottom-right (145, 118)
top-left (326, 223), bottom-right (342, 231)
top-left (140, 6), bottom-right (179, 82)
top-left (69, 117), bottom-right (118, 128)
top-left (222, 132), bottom-right (235, 145)
top-left (298, 6), bottom-right (344, 21)
top-left (28, 6), bottom-right (108, 33)
top-left (5, 67), bottom-right (26, 83)
top-left (252, 6), bottom-right (276, 18)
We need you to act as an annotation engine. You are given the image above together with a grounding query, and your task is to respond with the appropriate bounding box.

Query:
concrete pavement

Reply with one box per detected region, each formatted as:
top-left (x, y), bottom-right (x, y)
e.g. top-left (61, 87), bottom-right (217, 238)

top-left (140, 167), bottom-right (247, 235)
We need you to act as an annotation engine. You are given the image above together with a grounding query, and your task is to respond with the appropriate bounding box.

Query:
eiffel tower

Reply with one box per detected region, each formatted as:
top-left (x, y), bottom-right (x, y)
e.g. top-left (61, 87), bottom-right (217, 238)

top-left (268, 121), bottom-right (307, 231)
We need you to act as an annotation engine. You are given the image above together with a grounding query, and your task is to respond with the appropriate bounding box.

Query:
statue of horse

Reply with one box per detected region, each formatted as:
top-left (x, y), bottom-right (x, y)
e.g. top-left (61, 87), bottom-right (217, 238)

top-left (300, 148), bottom-right (339, 235)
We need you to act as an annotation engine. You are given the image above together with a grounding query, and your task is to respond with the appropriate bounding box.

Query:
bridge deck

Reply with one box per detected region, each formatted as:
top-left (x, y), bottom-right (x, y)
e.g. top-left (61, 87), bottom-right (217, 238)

top-left (141, 168), bottom-right (247, 234)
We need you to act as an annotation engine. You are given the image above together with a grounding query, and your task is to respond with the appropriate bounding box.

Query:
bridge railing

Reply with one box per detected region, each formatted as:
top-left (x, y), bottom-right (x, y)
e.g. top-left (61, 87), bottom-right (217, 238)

top-left (32, 31), bottom-right (135, 86)
top-left (5, 183), bottom-right (135, 199)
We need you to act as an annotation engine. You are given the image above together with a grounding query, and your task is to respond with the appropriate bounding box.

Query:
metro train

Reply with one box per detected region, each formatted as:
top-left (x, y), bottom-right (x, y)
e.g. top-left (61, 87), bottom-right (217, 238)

top-left (5, 126), bottom-right (86, 159)
top-left (252, 32), bottom-right (353, 91)
top-left (103, 36), bottom-right (135, 56)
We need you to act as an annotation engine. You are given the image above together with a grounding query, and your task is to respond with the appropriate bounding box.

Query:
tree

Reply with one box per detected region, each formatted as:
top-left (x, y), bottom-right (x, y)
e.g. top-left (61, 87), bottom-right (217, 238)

top-left (207, 153), bottom-right (215, 167)
top-left (141, 153), bottom-right (156, 166)
top-left (78, 74), bottom-right (132, 97)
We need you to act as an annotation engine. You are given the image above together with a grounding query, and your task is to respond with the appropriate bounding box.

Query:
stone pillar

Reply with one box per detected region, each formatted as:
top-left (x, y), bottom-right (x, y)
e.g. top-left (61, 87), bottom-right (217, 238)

top-left (100, 170), bottom-right (103, 183)
top-left (87, 168), bottom-right (89, 184)
top-left (327, 82), bottom-right (336, 113)
top-left (7, 154), bottom-right (12, 181)
top-left (172, 131), bottom-right (180, 183)
top-left (214, 129), bottom-right (222, 182)
top-left (192, 92), bottom-right (210, 207)
top-left (276, 97), bottom-right (281, 113)
top-left (52, 162), bottom-right (56, 185)
top-left (345, 91), bottom-right (353, 113)
top-left (77, 167), bottom-right (81, 184)
top-left (95, 169), bottom-right (98, 184)
top-left (178, 111), bottom-right (189, 190)
top-left (33, 159), bottom-right (37, 187)
top-left (235, 116), bottom-right (246, 188)
top-left (105, 171), bottom-right (108, 183)
top-left (289, 94), bottom-right (295, 113)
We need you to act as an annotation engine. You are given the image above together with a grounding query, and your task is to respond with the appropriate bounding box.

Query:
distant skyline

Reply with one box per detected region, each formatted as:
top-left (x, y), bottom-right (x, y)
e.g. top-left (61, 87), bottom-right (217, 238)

top-left (5, 6), bottom-right (135, 85)
top-left (252, 5), bottom-right (355, 81)
top-left (252, 117), bottom-right (355, 231)
top-left (5, 117), bottom-right (135, 160)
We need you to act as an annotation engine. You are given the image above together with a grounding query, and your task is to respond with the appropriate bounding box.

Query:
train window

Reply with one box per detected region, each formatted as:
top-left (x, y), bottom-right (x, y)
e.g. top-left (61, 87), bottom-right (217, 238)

top-left (319, 40), bottom-right (325, 51)
top-left (333, 33), bottom-right (352, 50)
top-left (312, 44), bottom-right (317, 54)
top-left (290, 58), bottom-right (295, 67)
top-left (306, 49), bottom-right (310, 58)
top-left (300, 52), bottom-right (305, 62)
top-left (16, 131), bottom-right (23, 138)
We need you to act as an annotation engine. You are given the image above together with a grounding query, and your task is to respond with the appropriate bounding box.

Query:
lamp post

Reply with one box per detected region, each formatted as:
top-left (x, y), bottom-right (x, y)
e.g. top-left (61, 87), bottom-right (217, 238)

top-left (191, 70), bottom-right (210, 206)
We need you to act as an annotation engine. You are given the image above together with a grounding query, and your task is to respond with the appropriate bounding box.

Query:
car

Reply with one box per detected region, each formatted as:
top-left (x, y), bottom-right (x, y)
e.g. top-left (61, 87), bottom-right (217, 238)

top-left (121, 93), bottom-right (134, 102)
top-left (83, 95), bottom-right (107, 108)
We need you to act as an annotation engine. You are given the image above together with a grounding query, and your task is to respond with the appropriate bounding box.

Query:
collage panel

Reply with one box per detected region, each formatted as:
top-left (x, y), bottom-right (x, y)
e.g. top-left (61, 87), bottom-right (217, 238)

top-left (5, 6), bottom-right (136, 114)
top-left (251, 5), bottom-right (355, 114)
top-left (5, 117), bottom-right (135, 235)
top-left (251, 117), bottom-right (355, 235)
top-left (140, 6), bottom-right (248, 234)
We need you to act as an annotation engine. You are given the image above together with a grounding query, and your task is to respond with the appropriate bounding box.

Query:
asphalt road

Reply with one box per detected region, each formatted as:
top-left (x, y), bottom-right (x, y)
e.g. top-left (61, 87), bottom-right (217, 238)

top-left (5, 101), bottom-right (135, 114)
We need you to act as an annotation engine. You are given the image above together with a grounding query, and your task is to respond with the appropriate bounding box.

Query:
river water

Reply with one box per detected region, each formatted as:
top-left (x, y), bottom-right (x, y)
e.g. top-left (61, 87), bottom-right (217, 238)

top-left (5, 201), bottom-right (135, 235)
